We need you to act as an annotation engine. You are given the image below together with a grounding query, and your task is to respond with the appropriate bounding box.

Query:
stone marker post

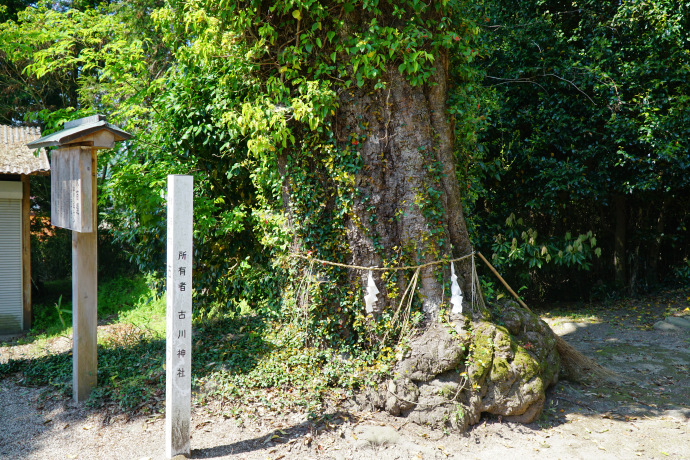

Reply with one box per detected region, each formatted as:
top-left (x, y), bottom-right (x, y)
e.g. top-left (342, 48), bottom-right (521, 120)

top-left (166, 175), bottom-right (193, 458)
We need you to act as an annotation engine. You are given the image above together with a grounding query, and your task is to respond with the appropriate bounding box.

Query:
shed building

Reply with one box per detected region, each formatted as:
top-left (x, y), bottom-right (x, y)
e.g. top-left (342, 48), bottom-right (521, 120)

top-left (0, 125), bottom-right (50, 334)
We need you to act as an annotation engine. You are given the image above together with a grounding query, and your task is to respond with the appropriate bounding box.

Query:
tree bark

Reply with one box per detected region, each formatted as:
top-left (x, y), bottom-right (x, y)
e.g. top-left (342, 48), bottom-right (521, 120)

top-left (336, 54), bottom-right (474, 319)
top-left (628, 206), bottom-right (644, 295)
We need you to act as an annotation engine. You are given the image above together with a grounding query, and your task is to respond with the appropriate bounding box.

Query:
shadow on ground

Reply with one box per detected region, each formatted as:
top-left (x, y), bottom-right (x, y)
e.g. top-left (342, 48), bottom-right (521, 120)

top-left (532, 309), bottom-right (690, 432)
top-left (190, 414), bottom-right (348, 458)
top-left (0, 311), bottom-right (275, 458)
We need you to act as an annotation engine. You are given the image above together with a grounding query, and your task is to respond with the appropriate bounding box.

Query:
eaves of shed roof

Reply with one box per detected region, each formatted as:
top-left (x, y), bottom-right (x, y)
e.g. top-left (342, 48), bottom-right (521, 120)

top-left (26, 119), bottom-right (131, 149)
top-left (0, 125), bottom-right (50, 175)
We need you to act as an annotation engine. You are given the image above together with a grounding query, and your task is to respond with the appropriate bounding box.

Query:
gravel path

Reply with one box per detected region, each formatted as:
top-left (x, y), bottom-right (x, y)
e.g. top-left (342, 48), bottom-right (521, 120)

top-left (2, 310), bottom-right (689, 459)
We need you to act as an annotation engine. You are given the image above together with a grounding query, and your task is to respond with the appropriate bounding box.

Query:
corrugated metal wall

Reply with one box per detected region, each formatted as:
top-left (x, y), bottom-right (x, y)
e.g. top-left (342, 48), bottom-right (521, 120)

top-left (0, 198), bottom-right (23, 333)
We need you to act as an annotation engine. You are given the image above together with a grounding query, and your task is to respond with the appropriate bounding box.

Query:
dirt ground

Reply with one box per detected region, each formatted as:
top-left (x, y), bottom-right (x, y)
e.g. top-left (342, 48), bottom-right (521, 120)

top-left (1, 299), bottom-right (689, 460)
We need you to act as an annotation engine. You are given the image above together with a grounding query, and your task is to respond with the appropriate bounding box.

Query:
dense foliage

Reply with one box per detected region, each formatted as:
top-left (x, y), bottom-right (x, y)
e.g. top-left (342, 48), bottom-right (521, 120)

top-left (3, 0), bottom-right (690, 431)
top-left (472, 0), bottom-right (690, 297)
top-left (1, 0), bottom-right (485, 349)
top-left (1, 0), bottom-right (688, 329)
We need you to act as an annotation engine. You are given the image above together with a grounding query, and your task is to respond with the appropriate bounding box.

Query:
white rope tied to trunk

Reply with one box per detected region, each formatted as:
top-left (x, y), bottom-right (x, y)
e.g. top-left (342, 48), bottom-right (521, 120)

top-left (290, 251), bottom-right (475, 271)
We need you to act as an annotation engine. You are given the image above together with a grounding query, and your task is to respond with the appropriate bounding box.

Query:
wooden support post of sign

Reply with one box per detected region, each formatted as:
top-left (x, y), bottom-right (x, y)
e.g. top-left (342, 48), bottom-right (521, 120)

top-left (166, 175), bottom-right (193, 459)
top-left (72, 149), bottom-right (98, 402)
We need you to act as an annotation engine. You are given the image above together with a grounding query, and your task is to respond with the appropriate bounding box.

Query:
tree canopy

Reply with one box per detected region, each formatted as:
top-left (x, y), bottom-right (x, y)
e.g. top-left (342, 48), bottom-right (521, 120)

top-left (1, 0), bottom-right (688, 317)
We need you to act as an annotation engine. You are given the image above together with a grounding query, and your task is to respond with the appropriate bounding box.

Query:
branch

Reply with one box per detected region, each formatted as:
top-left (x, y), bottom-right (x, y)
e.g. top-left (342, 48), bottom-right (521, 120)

top-left (484, 75), bottom-right (549, 94)
top-left (542, 73), bottom-right (597, 106)
top-left (484, 73), bottom-right (597, 106)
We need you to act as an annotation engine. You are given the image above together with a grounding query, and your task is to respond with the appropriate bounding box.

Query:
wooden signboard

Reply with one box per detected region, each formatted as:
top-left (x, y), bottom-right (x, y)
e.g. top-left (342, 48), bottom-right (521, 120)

top-left (50, 146), bottom-right (95, 232)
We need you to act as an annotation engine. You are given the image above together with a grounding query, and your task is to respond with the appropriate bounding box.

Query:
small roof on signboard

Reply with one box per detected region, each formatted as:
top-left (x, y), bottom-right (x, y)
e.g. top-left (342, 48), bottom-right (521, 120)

top-left (0, 125), bottom-right (50, 175)
top-left (26, 115), bottom-right (132, 149)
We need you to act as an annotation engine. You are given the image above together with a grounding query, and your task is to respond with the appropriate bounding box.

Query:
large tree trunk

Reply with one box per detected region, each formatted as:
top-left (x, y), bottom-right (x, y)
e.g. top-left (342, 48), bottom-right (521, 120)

top-left (337, 54), bottom-right (474, 319)
top-left (331, 54), bottom-right (560, 430)
top-left (264, 3), bottom-right (561, 432)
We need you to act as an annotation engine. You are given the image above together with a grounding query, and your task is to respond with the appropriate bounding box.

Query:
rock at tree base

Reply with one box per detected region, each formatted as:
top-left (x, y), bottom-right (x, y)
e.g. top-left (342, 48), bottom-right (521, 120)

top-left (356, 301), bottom-right (560, 431)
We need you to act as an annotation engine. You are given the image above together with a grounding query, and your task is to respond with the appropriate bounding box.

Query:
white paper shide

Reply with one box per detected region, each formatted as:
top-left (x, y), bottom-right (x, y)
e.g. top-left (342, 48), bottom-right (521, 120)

top-left (450, 262), bottom-right (464, 314)
top-left (364, 271), bottom-right (379, 314)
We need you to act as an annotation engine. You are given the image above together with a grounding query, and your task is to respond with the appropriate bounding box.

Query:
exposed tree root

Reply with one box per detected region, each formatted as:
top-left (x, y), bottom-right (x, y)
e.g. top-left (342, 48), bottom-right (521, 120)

top-left (556, 336), bottom-right (619, 384)
top-left (355, 302), bottom-right (561, 431)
